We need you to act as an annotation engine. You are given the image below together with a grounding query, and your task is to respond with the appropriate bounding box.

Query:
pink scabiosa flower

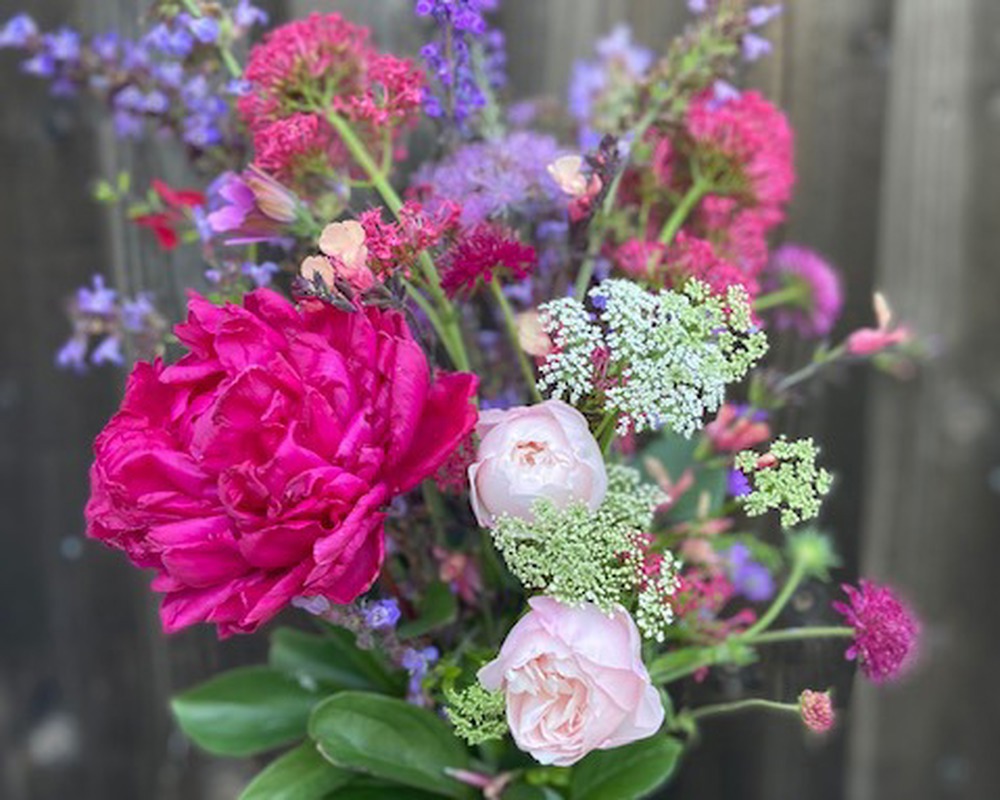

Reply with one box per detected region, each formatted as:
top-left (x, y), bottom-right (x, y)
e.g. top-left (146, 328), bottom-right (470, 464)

top-left (765, 244), bottom-right (844, 338)
top-left (478, 597), bottom-right (664, 766)
top-left (440, 223), bottom-right (537, 298)
top-left (85, 289), bottom-right (478, 636)
top-left (799, 690), bottom-right (835, 733)
top-left (834, 579), bottom-right (921, 683)
top-left (238, 13), bottom-right (424, 183)
top-left (207, 166), bottom-right (301, 245)
top-left (685, 89), bottom-right (795, 226)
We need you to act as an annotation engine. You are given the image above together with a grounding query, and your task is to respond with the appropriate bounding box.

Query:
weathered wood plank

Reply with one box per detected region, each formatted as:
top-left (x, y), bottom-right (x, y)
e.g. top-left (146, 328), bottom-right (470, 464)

top-left (849, 0), bottom-right (1000, 797)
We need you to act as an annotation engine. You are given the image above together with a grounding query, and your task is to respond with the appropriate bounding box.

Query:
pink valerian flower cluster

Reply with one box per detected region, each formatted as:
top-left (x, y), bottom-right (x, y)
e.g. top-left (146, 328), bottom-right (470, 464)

top-left (766, 244), bottom-right (844, 338)
top-left (360, 201), bottom-right (461, 278)
top-left (686, 89), bottom-right (795, 226)
top-left (85, 289), bottom-right (478, 636)
top-left (238, 13), bottom-right (424, 184)
top-left (440, 223), bottom-right (538, 298)
top-left (834, 579), bottom-right (921, 683)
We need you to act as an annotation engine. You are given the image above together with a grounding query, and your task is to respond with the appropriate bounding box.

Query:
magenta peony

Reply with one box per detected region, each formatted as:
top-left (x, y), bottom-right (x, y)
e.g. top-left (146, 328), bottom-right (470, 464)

top-left (85, 289), bottom-right (478, 636)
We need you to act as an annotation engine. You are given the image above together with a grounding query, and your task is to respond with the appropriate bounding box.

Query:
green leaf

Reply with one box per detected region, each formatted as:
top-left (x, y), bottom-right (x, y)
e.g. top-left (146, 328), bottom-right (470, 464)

top-left (640, 431), bottom-right (726, 523)
top-left (269, 627), bottom-right (399, 694)
top-left (172, 666), bottom-right (318, 756)
top-left (324, 785), bottom-right (444, 800)
top-left (309, 692), bottom-right (474, 799)
top-left (397, 581), bottom-right (458, 639)
top-left (570, 736), bottom-right (684, 800)
top-left (240, 742), bottom-right (352, 800)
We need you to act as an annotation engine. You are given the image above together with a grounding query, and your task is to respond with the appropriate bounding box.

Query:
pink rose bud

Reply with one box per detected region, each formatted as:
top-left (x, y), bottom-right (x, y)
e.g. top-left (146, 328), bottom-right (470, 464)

top-left (799, 689), bottom-right (835, 733)
top-left (478, 597), bottom-right (665, 766)
top-left (468, 400), bottom-right (608, 528)
top-left (515, 310), bottom-right (554, 358)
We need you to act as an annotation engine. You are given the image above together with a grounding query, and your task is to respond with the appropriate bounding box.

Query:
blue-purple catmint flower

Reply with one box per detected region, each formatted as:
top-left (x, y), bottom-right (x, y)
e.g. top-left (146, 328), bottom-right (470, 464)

top-left (362, 598), bottom-right (402, 631)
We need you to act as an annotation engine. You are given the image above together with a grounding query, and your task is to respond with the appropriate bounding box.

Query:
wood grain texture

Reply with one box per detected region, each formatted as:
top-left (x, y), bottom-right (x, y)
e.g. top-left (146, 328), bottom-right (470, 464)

top-left (848, 0), bottom-right (1000, 797)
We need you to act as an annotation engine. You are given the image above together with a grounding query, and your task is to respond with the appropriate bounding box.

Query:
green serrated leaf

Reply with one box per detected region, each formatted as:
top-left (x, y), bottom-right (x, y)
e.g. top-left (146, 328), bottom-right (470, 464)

top-left (570, 736), bottom-right (684, 800)
top-left (397, 581), bottom-right (458, 639)
top-left (269, 627), bottom-right (400, 695)
top-left (309, 692), bottom-right (474, 799)
top-left (240, 742), bottom-right (352, 800)
top-left (171, 666), bottom-right (319, 756)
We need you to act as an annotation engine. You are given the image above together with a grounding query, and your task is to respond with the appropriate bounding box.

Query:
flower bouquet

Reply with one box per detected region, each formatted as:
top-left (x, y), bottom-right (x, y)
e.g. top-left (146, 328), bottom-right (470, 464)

top-left (3, 0), bottom-right (924, 797)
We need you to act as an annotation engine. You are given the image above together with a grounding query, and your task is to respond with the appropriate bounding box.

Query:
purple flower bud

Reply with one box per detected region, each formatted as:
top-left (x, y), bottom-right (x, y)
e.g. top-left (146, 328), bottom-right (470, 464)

top-left (727, 468), bottom-right (751, 498)
top-left (362, 598), bottom-right (402, 631)
top-left (0, 13), bottom-right (38, 48)
top-left (44, 28), bottom-right (81, 61)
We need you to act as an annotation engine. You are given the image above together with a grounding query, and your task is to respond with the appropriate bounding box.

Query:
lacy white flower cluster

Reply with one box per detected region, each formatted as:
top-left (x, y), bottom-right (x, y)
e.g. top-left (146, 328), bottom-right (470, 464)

top-left (538, 279), bottom-right (768, 436)
top-left (491, 465), bottom-right (679, 641)
top-left (735, 437), bottom-right (834, 528)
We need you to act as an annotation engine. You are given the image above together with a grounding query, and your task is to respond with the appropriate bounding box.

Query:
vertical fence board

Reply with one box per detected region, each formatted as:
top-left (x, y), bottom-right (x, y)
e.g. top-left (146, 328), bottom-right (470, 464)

top-left (849, 0), bottom-right (1000, 798)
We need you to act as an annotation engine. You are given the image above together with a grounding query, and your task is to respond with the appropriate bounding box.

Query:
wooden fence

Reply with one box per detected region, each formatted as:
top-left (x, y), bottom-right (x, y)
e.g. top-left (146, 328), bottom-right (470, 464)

top-left (1, 0), bottom-right (997, 798)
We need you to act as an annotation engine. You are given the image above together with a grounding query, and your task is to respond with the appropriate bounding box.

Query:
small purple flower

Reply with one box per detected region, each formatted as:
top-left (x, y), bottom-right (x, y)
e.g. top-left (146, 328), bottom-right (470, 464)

top-left (121, 294), bottom-right (156, 332)
top-left (21, 53), bottom-right (56, 78)
top-left (225, 79), bottom-right (252, 96)
top-left (748, 5), bottom-right (783, 27)
top-left (742, 33), bottom-right (773, 62)
top-left (292, 595), bottom-right (332, 616)
top-left (687, 0), bottom-right (709, 14)
top-left (91, 335), bottom-right (124, 366)
top-left (188, 17), bottom-right (220, 45)
top-left (77, 275), bottom-right (117, 315)
top-left (241, 261), bottom-right (279, 288)
top-left (44, 28), bottom-right (81, 62)
top-left (113, 110), bottom-right (144, 139)
top-left (0, 13), bottom-right (38, 48)
top-left (362, 598), bottom-right (402, 631)
top-left (234, 1), bottom-right (269, 29)
top-left (56, 336), bottom-right (88, 373)
top-left (725, 543), bottom-right (775, 603)
top-left (712, 79), bottom-right (742, 106)
top-left (401, 644), bottom-right (439, 702)
top-left (727, 468), bottom-right (751, 498)
top-left (91, 32), bottom-right (120, 61)
top-left (152, 61), bottom-right (185, 88)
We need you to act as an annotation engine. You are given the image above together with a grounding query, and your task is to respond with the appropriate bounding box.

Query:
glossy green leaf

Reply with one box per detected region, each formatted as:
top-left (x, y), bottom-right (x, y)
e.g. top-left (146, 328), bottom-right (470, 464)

top-left (324, 785), bottom-right (443, 800)
top-left (172, 666), bottom-right (318, 756)
top-left (397, 581), bottom-right (458, 639)
top-left (309, 692), bottom-right (474, 799)
top-left (240, 742), bottom-right (352, 800)
top-left (269, 627), bottom-right (398, 694)
top-left (570, 736), bottom-right (684, 800)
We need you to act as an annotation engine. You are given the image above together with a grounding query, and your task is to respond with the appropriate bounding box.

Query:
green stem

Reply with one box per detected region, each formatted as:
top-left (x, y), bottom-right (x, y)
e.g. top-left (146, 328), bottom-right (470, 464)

top-left (689, 698), bottom-right (799, 722)
top-left (743, 626), bottom-right (854, 646)
top-left (774, 346), bottom-right (846, 395)
top-left (180, 0), bottom-right (241, 78)
top-left (323, 110), bottom-right (470, 371)
top-left (490, 280), bottom-right (542, 403)
top-left (753, 283), bottom-right (808, 312)
top-left (741, 558), bottom-right (807, 638)
top-left (658, 177), bottom-right (711, 246)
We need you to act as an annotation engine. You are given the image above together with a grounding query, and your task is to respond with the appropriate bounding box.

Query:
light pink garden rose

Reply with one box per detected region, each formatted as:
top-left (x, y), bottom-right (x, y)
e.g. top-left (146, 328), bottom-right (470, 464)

top-left (478, 597), bottom-right (664, 766)
top-left (468, 400), bottom-right (607, 528)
